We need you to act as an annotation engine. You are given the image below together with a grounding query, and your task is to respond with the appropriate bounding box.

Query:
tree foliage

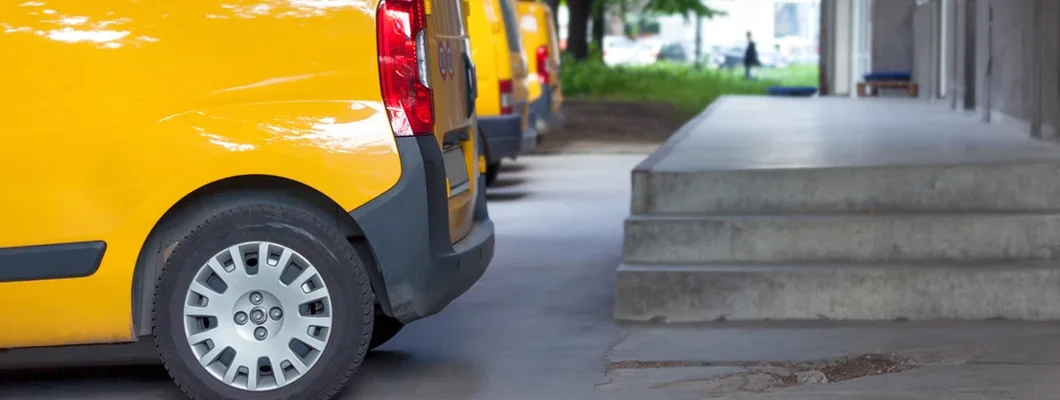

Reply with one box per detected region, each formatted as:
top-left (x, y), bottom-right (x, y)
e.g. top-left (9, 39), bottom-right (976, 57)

top-left (566, 0), bottom-right (724, 61)
top-left (640, 0), bottom-right (723, 17)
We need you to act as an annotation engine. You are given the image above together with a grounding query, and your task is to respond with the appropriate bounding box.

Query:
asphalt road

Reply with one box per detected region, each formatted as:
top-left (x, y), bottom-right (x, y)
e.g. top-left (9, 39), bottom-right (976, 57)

top-left (0, 154), bottom-right (654, 400)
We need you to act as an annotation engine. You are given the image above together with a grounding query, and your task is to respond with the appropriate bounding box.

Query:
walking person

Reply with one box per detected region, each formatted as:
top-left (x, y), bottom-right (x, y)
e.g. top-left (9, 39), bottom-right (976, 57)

top-left (743, 31), bottom-right (760, 80)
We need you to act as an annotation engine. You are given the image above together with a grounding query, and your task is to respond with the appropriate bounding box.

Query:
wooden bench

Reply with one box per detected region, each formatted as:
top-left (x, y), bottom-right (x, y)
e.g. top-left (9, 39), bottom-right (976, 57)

top-left (857, 80), bottom-right (919, 97)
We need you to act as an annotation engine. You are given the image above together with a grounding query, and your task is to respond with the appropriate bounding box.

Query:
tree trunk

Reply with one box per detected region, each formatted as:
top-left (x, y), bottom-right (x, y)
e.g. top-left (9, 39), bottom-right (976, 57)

top-left (591, 0), bottom-right (605, 57)
top-left (567, 0), bottom-right (592, 60)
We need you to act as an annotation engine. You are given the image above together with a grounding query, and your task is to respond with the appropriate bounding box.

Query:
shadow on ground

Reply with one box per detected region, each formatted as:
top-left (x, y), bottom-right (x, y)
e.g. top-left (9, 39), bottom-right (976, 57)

top-left (499, 163), bottom-right (528, 173)
top-left (0, 364), bottom-right (170, 386)
top-left (486, 191), bottom-right (530, 202)
top-left (487, 176), bottom-right (526, 189)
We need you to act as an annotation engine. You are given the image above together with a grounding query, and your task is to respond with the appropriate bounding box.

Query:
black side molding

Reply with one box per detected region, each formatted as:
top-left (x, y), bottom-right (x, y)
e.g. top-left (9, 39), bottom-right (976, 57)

top-left (0, 241), bottom-right (107, 283)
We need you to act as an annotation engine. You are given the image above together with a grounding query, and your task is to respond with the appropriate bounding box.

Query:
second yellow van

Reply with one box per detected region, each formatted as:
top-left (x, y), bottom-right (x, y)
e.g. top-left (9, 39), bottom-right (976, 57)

top-left (516, 0), bottom-right (565, 134)
top-left (470, 0), bottom-right (535, 184)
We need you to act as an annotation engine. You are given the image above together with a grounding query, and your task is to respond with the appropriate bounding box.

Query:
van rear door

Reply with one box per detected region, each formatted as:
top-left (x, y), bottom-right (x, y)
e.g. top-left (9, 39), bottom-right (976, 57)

top-left (425, 0), bottom-right (479, 243)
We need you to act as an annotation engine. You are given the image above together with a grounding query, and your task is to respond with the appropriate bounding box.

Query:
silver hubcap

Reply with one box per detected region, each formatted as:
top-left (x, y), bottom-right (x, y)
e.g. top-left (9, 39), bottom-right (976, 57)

top-left (183, 242), bottom-right (333, 391)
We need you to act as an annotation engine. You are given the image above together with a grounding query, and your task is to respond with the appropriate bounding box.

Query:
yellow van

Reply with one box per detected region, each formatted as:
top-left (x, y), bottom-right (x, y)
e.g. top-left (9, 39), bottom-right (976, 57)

top-left (469, 0), bottom-right (535, 184)
top-left (516, 0), bottom-right (565, 134)
top-left (0, 0), bottom-right (492, 398)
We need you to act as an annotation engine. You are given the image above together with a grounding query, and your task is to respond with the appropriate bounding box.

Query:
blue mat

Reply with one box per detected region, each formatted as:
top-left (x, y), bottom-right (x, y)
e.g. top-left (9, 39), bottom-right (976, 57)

top-left (864, 71), bottom-right (911, 81)
top-left (766, 86), bottom-right (818, 97)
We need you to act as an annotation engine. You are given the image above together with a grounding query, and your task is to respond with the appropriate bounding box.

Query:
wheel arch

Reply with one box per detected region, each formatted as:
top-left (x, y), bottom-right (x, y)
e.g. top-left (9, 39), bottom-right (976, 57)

top-left (477, 124), bottom-right (492, 161)
top-left (130, 174), bottom-right (391, 337)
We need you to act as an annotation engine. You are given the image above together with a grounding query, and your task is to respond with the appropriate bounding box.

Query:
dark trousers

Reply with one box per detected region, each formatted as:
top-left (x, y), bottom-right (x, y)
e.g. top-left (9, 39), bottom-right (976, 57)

top-left (744, 64), bottom-right (753, 80)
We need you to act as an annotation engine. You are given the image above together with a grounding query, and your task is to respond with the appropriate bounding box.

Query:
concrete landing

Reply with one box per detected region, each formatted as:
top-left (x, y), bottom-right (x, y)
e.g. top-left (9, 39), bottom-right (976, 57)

top-left (615, 96), bottom-right (1060, 322)
top-left (641, 96), bottom-right (1060, 172)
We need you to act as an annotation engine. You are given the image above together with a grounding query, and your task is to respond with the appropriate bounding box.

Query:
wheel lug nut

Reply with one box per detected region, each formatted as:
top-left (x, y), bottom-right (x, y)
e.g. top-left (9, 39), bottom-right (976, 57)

top-left (269, 307), bottom-right (283, 320)
top-left (254, 327), bottom-right (268, 341)
top-left (251, 309), bottom-right (266, 324)
top-left (250, 292), bottom-right (263, 305)
top-left (234, 312), bottom-right (248, 325)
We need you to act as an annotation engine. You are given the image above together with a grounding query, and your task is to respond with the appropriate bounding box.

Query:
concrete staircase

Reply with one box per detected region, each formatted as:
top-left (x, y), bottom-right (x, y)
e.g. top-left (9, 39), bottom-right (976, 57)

top-left (614, 98), bottom-right (1060, 322)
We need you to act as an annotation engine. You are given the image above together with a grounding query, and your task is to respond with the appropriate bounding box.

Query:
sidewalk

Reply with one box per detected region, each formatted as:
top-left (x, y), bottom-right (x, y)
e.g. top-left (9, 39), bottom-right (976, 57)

top-left (602, 321), bottom-right (1060, 399)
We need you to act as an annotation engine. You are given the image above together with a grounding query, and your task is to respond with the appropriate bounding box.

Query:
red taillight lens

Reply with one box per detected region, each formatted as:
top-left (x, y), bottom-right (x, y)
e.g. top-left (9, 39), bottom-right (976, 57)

top-left (499, 79), bottom-right (514, 114)
top-left (536, 45), bottom-right (550, 85)
top-left (377, 0), bottom-right (433, 136)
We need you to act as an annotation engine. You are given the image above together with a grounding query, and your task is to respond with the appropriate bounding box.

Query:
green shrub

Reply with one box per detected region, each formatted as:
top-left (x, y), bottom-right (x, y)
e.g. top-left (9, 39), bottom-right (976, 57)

top-left (559, 57), bottom-right (816, 116)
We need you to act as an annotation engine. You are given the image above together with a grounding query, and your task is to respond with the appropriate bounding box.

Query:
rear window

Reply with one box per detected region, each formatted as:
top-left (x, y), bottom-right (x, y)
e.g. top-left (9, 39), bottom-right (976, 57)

top-left (496, 0), bottom-right (523, 52)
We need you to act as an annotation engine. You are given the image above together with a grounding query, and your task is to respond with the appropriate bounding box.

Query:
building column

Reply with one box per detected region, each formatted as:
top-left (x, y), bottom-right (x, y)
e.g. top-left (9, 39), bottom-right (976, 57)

top-left (974, 0), bottom-right (991, 122)
top-left (912, 0), bottom-right (937, 100)
top-left (819, 0), bottom-right (841, 95)
top-left (960, 0), bottom-right (977, 110)
top-left (834, 0), bottom-right (852, 95)
top-left (1031, 0), bottom-right (1043, 138)
top-left (850, 0), bottom-right (872, 96)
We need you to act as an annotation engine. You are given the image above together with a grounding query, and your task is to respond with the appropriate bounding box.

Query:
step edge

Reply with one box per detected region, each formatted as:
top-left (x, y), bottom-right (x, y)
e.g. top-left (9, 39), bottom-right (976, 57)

top-left (626, 210), bottom-right (1060, 220)
top-left (617, 261), bottom-right (1060, 272)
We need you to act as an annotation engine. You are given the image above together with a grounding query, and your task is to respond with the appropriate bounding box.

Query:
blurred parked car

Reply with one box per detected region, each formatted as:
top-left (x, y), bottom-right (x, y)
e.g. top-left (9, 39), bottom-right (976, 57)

top-left (603, 35), bottom-right (640, 66)
top-left (656, 42), bottom-right (691, 63)
top-left (632, 38), bottom-right (662, 65)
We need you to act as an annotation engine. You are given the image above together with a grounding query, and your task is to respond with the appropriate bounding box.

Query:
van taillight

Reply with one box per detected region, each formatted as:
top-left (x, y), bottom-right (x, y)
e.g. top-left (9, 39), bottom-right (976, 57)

top-left (536, 46), bottom-right (550, 85)
top-left (499, 79), bottom-right (514, 114)
top-left (377, 0), bottom-right (433, 136)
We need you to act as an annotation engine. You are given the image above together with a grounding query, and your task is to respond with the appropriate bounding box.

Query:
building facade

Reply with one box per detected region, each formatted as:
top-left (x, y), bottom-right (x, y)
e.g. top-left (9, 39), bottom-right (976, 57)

top-left (822, 0), bottom-right (1060, 141)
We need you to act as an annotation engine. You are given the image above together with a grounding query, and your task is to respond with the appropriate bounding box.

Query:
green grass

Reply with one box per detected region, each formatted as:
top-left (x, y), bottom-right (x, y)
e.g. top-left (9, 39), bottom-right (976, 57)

top-left (560, 58), bottom-right (819, 116)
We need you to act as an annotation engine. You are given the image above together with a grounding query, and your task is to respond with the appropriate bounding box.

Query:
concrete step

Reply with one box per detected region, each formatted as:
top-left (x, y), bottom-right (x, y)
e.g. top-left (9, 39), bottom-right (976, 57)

top-left (613, 262), bottom-right (1060, 322)
top-left (631, 163), bottom-right (1060, 214)
top-left (623, 212), bottom-right (1060, 264)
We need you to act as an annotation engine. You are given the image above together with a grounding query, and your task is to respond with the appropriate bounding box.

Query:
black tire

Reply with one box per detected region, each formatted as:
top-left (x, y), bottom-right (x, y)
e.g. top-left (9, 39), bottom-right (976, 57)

top-left (153, 203), bottom-right (374, 400)
top-left (485, 161), bottom-right (501, 186)
top-left (368, 314), bottom-right (405, 351)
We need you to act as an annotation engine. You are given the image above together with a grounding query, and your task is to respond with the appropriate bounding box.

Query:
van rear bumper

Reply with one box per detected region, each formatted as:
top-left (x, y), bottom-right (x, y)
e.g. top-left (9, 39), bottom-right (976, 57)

top-left (530, 85), bottom-right (565, 132)
top-left (349, 136), bottom-right (495, 324)
top-left (479, 111), bottom-right (536, 160)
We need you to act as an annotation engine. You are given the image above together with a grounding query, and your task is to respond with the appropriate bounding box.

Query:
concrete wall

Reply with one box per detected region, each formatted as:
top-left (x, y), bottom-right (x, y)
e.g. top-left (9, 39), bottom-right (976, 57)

top-left (985, 1), bottom-right (1033, 128)
top-left (1039, 0), bottom-right (1059, 140)
top-left (969, 0), bottom-right (1059, 139)
top-left (871, 0), bottom-right (916, 72)
top-left (912, 1), bottom-right (936, 98)
top-left (820, 0), bottom-right (1059, 140)
top-left (896, 0), bottom-right (1059, 140)
top-left (941, 0), bottom-right (956, 100)
top-left (972, 0), bottom-right (990, 117)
